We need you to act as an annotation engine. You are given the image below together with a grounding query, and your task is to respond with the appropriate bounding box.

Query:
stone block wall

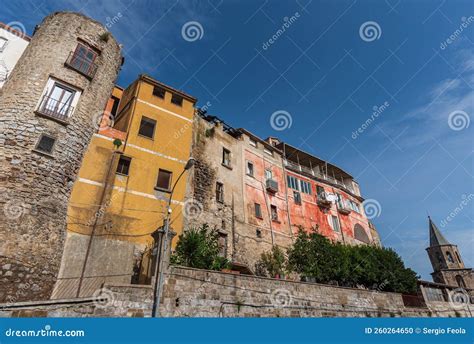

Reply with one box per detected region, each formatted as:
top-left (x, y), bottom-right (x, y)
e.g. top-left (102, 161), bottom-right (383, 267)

top-left (0, 267), bottom-right (472, 317)
top-left (0, 12), bottom-right (122, 302)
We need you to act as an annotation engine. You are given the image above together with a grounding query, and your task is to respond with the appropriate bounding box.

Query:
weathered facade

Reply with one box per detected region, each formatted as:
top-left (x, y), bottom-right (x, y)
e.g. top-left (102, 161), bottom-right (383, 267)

top-left (185, 113), bottom-right (381, 273)
top-left (0, 12), bottom-right (123, 303)
top-left (426, 217), bottom-right (473, 289)
top-left (52, 75), bottom-right (197, 299)
top-left (0, 22), bottom-right (30, 88)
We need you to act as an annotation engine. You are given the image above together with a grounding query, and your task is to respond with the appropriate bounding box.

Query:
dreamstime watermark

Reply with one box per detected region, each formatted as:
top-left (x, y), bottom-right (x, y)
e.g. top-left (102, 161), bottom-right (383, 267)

top-left (4, 21), bottom-right (26, 41)
top-left (270, 288), bottom-right (292, 308)
top-left (362, 199), bottom-right (382, 219)
top-left (182, 199), bottom-right (203, 220)
top-left (262, 12), bottom-right (300, 50)
top-left (181, 21), bottom-right (204, 42)
top-left (448, 110), bottom-right (470, 131)
top-left (105, 12), bottom-right (123, 30)
top-left (92, 110), bottom-right (115, 130)
top-left (352, 101), bottom-right (390, 139)
top-left (359, 21), bottom-right (382, 42)
top-left (270, 110), bottom-right (292, 131)
top-left (440, 16), bottom-right (474, 50)
top-left (4, 325), bottom-right (85, 338)
top-left (174, 101), bottom-right (211, 140)
top-left (440, 193), bottom-right (474, 228)
top-left (448, 288), bottom-right (471, 310)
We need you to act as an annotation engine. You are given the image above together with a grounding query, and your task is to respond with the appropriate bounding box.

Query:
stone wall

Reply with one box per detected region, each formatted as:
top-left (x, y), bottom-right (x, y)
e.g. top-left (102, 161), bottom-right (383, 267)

top-left (0, 12), bottom-right (122, 302)
top-left (160, 267), bottom-right (472, 317)
top-left (0, 267), bottom-right (472, 317)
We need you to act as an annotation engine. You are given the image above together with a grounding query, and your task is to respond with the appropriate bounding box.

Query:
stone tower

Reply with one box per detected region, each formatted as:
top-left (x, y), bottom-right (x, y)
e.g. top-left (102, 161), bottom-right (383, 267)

top-left (0, 12), bottom-right (122, 302)
top-left (426, 216), bottom-right (473, 289)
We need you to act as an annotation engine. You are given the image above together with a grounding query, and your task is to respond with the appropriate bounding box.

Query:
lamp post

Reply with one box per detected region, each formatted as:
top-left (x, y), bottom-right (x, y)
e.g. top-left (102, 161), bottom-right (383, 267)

top-left (152, 157), bottom-right (195, 317)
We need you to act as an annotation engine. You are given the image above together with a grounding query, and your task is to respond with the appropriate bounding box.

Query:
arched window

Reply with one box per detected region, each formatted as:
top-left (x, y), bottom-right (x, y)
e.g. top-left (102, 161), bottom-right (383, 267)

top-left (446, 251), bottom-right (454, 263)
top-left (455, 275), bottom-right (466, 288)
top-left (436, 252), bottom-right (443, 264)
top-left (455, 251), bottom-right (462, 264)
top-left (354, 224), bottom-right (370, 244)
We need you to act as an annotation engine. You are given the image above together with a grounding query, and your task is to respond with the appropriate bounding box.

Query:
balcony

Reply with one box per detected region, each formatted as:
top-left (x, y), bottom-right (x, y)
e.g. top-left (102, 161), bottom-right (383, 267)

top-left (266, 179), bottom-right (278, 193)
top-left (317, 192), bottom-right (332, 208)
top-left (35, 95), bottom-right (74, 124)
top-left (337, 206), bottom-right (351, 215)
top-left (65, 51), bottom-right (98, 79)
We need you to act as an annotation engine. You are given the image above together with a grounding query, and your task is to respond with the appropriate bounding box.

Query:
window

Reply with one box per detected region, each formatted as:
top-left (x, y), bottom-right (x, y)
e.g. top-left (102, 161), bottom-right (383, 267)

top-left (0, 37), bottom-right (8, 52)
top-left (138, 116), bottom-right (156, 139)
top-left (152, 86), bottom-right (165, 99)
top-left (336, 193), bottom-right (344, 209)
top-left (246, 161), bottom-right (254, 176)
top-left (38, 82), bottom-right (77, 120)
top-left (300, 180), bottom-right (311, 194)
top-left (455, 275), bottom-right (466, 288)
top-left (425, 287), bottom-right (445, 302)
top-left (218, 232), bottom-right (228, 257)
top-left (354, 224), bottom-right (370, 243)
top-left (116, 156), bottom-right (131, 176)
top-left (446, 252), bottom-right (454, 263)
top-left (249, 138), bottom-right (257, 147)
top-left (216, 182), bottom-right (224, 203)
top-left (156, 169), bottom-right (172, 191)
top-left (317, 185), bottom-right (326, 199)
top-left (221, 220), bottom-right (226, 230)
top-left (270, 205), bottom-right (278, 221)
top-left (294, 191), bottom-right (302, 205)
top-left (171, 94), bottom-right (183, 106)
top-left (287, 175), bottom-right (299, 190)
top-left (350, 201), bottom-right (360, 213)
top-left (255, 203), bottom-right (262, 218)
top-left (264, 147), bottom-right (273, 156)
top-left (256, 228), bottom-right (262, 238)
top-left (455, 251), bottom-right (462, 264)
top-left (69, 43), bottom-right (98, 77)
top-left (222, 148), bottom-right (231, 167)
top-left (265, 169), bottom-right (273, 180)
top-left (331, 215), bottom-right (340, 232)
top-left (110, 96), bottom-right (120, 116)
top-left (34, 134), bottom-right (56, 154)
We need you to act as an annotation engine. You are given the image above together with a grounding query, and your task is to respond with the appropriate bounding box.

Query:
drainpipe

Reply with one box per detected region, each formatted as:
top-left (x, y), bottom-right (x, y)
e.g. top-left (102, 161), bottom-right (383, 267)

top-left (281, 144), bottom-right (293, 238)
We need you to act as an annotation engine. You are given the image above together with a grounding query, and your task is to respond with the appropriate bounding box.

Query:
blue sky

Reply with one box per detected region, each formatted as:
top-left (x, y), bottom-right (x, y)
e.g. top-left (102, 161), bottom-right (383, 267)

top-left (2, 0), bottom-right (473, 280)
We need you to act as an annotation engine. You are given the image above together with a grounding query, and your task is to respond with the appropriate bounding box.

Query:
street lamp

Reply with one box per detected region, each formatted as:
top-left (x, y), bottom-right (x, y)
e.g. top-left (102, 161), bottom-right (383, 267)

top-left (152, 157), bottom-right (195, 317)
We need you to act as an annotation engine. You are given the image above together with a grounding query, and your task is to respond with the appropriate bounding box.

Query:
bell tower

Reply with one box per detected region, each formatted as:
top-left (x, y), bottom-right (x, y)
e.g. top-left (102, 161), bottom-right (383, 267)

top-left (426, 216), bottom-right (473, 289)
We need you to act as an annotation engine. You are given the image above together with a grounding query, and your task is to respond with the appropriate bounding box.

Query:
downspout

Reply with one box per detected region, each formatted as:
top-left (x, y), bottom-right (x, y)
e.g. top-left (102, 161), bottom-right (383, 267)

top-left (259, 148), bottom-right (274, 246)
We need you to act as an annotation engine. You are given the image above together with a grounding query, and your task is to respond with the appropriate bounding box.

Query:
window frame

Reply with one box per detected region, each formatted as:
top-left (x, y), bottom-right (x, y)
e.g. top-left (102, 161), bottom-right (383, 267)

top-left (265, 169), bottom-right (273, 180)
top-left (293, 190), bottom-right (302, 205)
top-left (34, 134), bottom-right (57, 155)
top-left (270, 205), bottom-right (278, 222)
top-left (138, 116), bottom-right (157, 139)
top-left (254, 203), bottom-right (262, 219)
top-left (249, 138), bottom-right (257, 147)
top-left (216, 182), bottom-right (224, 203)
top-left (246, 161), bottom-right (254, 177)
top-left (152, 86), bottom-right (166, 99)
top-left (116, 156), bottom-right (131, 176)
top-left (331, 215), bottom-right (340, 232)
top-left (263, 147), bottom-right (273, 156)
top-left (222, 148), bottom-right (231, 167)
top-left (155, 169), bottom-right (173, 192)
top-left (171, 93), bottom-right (183, 107)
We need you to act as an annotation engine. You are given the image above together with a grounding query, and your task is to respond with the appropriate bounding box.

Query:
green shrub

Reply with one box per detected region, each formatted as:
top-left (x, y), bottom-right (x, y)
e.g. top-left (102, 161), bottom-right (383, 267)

top-left (255, 245), bottom-right (286, 278)
top-left (286, 229), bottom-right (418, 294)
top-left (170, 224), bottom-right (230, 271)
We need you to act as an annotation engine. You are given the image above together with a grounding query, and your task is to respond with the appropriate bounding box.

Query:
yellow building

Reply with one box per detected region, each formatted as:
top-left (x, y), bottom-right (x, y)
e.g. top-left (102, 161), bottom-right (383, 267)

top-left (52, 75), bottom-right (197, 298)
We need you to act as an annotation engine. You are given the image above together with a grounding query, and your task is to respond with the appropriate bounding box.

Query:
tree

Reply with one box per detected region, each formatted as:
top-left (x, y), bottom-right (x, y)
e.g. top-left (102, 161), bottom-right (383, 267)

top-left (170, 224), bottom-right (230, 271)
top-left (255, 245), bottom-right (287, 278)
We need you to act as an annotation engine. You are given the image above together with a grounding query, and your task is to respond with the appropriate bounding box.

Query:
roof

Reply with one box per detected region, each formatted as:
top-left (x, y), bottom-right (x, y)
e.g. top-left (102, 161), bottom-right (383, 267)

top-left (428, 216), bottom-right (450, 246)
top-left (275, 141), bottom-right (354, 179)
top-left (0, 22), bottom-right (31, 41)
top-left (139, 74), bottom-right (197, 103)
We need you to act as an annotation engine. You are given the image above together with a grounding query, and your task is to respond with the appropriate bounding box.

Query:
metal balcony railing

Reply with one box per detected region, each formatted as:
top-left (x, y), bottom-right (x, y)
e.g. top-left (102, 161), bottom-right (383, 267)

top-left (65, 51), bottom-right (98, 79)
top-left (266, 179), bottom-right (278, 193)
top-left (36, 95), bottom-right (74, 123)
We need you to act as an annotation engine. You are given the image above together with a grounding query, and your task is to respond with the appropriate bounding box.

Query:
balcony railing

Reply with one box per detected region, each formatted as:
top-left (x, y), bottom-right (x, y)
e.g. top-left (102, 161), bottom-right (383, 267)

top-left (65, 51), bottom-right (98, 79)
top-left (337, 205), bottom-right (351, 215)
top-left (36, 95), bottom-right (74, 123)
top-left (266, 179), bottom-right (278, 193)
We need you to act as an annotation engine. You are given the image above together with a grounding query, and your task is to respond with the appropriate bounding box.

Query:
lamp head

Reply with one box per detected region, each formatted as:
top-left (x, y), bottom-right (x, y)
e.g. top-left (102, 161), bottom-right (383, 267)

top-left (184, 158), bottom-right (196, 170)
